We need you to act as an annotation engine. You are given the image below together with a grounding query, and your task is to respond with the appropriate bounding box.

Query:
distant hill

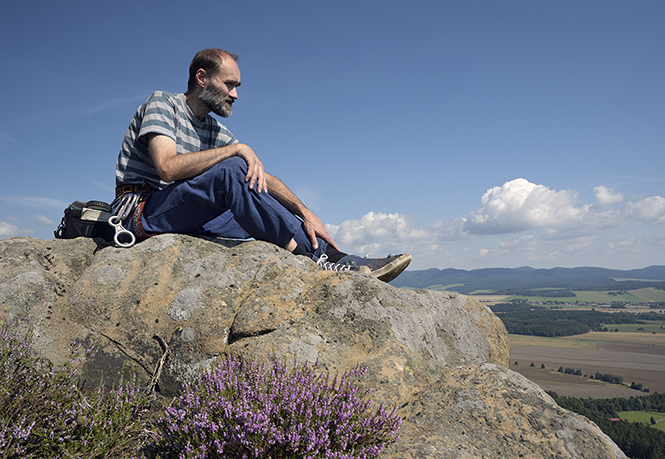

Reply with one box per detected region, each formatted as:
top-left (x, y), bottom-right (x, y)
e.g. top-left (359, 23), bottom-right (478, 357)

top-left (390, 265), bottom-right (665, 294)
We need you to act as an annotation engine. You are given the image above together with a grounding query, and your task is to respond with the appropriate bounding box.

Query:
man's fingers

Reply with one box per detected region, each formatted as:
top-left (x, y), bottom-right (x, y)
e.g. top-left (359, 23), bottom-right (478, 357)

top-left (245, 164), bottom-right (267, 193)
top-left (308, 230), bottom-right (319, 250)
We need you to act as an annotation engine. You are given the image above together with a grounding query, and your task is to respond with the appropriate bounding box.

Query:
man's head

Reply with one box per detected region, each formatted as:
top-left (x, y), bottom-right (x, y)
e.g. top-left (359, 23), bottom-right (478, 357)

top-left (188, 48), bottom-right (241, 118)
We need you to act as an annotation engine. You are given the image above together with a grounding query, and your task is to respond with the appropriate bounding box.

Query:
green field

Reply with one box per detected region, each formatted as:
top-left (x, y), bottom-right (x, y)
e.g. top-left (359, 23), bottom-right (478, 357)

top-left (510, 329), bottom-right (665, 348)
top-left (618, 411), bottom-right (665, 432)
top-left (493, 286), bottom-right (665, 306)
top-left (612, 322), bottom-right (665, 333)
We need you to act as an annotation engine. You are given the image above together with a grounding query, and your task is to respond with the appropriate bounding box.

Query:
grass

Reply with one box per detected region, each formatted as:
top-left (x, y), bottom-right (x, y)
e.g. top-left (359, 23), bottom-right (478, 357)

top-left (618, 411), bottom-right (665, 432)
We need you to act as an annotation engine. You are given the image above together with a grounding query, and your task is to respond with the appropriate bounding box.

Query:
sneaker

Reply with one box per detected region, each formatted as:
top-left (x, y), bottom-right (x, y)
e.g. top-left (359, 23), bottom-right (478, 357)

top-left (335, 253), bottom-right (412, 282)
top-left (314, 254), bottom-right (371, 274)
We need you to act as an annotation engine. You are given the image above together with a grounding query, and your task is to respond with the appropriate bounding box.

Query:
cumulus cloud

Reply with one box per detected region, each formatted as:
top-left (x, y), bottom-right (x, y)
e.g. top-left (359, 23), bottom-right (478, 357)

top-left (327, 212), bottom-right (428, 246)
top-left (460, 179), bottom-right (665, 236)
top-left (326, 178), bottom-right (665, 268)
top-left (626, 196), bottom-right (665, 224)
top-left (594, 185), bottom-right (624, 206)
top-left (462, 178), bottom-right (586, 235)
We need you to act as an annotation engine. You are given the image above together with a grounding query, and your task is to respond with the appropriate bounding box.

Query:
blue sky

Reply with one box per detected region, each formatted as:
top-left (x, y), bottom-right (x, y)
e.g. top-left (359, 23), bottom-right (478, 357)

top-left (1, 0), bottom-right (663, 270)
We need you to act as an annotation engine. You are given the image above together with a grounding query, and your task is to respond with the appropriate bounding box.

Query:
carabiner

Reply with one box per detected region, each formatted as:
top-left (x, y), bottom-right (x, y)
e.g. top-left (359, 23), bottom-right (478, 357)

top-left (108, 215), bottom-right (136, 248)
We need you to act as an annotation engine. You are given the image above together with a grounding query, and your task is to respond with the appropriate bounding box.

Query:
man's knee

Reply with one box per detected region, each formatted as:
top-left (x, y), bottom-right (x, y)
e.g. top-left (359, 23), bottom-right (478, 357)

top-left (211, 156), bottom-right (247, 179)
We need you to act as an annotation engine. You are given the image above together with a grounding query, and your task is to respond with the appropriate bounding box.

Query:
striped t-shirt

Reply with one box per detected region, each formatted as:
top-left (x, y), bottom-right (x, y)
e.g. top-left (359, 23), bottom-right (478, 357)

top-left (115, 91), bottom-right (238, 190)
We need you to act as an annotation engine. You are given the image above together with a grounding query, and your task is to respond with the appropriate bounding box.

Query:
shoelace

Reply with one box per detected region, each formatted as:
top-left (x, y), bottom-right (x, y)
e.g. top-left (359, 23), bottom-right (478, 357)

top-left (315, 254), bottom-right (353, 272)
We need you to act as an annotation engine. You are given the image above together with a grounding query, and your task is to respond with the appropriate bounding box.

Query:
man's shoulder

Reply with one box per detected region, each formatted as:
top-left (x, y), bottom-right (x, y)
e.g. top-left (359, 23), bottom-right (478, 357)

top-left (146, 91), bottom-right (183, 104)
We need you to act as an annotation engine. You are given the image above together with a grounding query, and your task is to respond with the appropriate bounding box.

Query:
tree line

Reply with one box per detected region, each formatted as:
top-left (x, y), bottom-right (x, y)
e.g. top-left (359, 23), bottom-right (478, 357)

top-left (550, 392), bottom-right (665, 459)
top-left (490, 301), bottom-right (664, 337)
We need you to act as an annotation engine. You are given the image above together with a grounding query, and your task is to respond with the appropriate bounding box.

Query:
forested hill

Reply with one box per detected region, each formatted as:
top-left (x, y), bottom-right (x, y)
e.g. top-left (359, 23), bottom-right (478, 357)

top-left (390, 265), bottom-right (665, 294)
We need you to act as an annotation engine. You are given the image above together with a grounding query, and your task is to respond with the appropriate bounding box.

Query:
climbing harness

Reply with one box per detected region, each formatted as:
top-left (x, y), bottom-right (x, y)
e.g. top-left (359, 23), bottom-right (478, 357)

top-left (109, 193), bottom-right (138, 247)
top-left (109, 183), bottom-right (151, 248)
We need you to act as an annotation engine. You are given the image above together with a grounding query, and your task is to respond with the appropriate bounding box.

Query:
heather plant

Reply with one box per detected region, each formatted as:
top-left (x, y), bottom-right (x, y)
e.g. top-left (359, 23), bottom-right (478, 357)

top-left (0, 326), bottom-right (149, 458)
top-left (151, 356), bottom-right (401, 459)
top-left (1, 326), bottom-right (401, 459)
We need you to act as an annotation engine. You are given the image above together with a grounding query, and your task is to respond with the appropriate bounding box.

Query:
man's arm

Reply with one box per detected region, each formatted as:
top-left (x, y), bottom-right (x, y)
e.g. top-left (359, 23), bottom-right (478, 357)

top-left (266, 173), bottom-right (339, 251)
top-left (148, 134), bottom-right (267, 192)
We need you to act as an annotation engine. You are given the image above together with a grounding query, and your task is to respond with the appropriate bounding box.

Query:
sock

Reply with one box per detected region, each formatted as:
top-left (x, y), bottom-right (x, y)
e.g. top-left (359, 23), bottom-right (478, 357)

top-left (292, 244), bottom-right (314, 259)
top-left (324, 245), bottom-right (348, 263)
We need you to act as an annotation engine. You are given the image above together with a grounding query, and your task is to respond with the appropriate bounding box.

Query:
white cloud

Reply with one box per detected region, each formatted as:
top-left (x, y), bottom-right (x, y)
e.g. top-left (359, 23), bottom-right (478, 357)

top-left (2, 196), bottom-right (68, 209)
top-left (462, 178), bottom-right (584, 235)
top-left (460, 179), bottom-right (665, 236)
top-left (0, 221), bottom-right (27, 238)
top-left (34, 214), bottom-right (54, 226)
top-left (626, 196), bottom-right (665, 224)
top-left (325, 178), bottom-right (665, 269)
top-left (79, 95), bottom-right (147, 115)
top-left (327, 212), bottom-right (425, 246)
top-left (594, 185), bottom-right (623, 206)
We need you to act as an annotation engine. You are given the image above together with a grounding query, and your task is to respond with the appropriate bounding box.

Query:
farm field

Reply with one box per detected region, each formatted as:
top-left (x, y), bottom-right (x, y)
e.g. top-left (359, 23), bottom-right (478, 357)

top-left (472, 286), bottom-right (665, 308)
top-left (618, 411), bottom-right (665, 432)
top-left (509, 331), bottom-right (665, 398)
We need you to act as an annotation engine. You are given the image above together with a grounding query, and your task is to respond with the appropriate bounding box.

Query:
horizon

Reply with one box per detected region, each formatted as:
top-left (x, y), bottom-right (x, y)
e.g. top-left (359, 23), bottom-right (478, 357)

top-left (1, 1), bottom-right (664, 271)
top-left (402, 264), bottom-right (665, 273)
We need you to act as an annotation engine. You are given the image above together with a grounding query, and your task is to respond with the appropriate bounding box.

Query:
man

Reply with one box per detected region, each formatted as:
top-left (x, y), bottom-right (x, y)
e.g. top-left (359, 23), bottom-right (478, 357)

top-left (115, 48), bottom-right (410, 282)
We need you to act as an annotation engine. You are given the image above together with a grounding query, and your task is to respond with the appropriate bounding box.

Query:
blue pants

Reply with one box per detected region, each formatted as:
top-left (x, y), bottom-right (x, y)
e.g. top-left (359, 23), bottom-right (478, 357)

top-left (138, 157), bottom-right (327, 257)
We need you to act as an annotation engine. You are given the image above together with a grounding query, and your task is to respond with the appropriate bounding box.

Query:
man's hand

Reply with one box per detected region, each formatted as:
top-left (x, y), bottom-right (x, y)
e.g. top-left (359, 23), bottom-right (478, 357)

top-left (302, 209), bottom-right (340, 251)
top-left (264, 173), bottom-right (340, 252)
top-left (235, 144), bottom-right (267, 193)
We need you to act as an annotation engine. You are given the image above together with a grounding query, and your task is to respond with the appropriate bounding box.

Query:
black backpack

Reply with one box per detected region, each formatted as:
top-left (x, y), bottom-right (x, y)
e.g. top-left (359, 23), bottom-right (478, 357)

top-left (54, 200), bottom-right (114, 241)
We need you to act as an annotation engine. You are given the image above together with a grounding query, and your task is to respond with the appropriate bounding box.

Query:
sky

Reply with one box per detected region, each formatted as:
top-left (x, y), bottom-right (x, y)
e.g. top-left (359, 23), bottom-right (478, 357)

top-left (1, 0), bottom-right (664, 271)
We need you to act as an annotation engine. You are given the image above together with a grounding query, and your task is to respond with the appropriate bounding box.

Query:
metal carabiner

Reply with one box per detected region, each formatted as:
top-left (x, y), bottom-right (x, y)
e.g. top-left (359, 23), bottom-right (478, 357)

top-left (108, 215), bottom-right (136, 248)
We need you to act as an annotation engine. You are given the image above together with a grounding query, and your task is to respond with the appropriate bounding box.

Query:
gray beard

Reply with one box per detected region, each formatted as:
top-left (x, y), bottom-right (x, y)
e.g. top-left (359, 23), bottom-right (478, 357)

top-left (199, 83), bottom-right (233, 118)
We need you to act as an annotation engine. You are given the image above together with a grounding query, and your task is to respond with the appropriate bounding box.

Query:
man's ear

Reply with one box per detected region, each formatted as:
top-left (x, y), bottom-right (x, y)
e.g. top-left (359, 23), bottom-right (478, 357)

top-left (195, 68), bottom-right (208, 88)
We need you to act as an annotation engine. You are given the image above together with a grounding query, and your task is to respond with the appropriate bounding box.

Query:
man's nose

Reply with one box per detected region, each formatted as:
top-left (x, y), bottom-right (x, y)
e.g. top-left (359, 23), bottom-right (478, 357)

top-left (229, 87), bottom-right (238, 99)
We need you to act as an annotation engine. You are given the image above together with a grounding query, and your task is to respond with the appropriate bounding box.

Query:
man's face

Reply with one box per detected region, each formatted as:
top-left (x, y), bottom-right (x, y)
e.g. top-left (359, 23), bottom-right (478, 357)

top-left (199, 58), bottom-right (241, 118)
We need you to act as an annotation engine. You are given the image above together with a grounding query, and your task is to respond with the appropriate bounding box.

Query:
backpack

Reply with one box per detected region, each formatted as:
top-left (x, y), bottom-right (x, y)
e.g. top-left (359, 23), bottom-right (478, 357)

top-left (54, 200), bottom-right (115, 241)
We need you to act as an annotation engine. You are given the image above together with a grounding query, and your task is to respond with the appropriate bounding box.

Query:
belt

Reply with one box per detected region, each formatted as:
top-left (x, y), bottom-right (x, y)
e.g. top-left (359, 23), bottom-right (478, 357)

top-left (115, 182), bottom-right (151, 198)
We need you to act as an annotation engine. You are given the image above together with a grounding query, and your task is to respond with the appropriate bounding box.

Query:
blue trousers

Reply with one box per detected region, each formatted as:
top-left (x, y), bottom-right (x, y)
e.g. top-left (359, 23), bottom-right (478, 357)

top-left (138, 157), bottom-right (327, 257)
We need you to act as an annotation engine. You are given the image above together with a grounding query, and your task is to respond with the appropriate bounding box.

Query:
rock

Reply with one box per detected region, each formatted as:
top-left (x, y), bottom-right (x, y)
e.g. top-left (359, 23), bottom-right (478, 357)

top-left (388, 364), bottom-right (626, 459)
top-left (0, 234), bottom-right (627, 458)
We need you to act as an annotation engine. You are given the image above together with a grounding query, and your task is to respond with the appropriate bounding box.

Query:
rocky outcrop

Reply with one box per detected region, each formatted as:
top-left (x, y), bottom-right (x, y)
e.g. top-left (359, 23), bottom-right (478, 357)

top-left (0, 235), bottom-right (627, 458)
